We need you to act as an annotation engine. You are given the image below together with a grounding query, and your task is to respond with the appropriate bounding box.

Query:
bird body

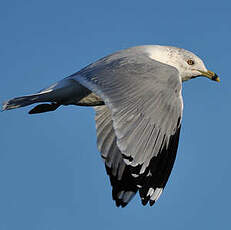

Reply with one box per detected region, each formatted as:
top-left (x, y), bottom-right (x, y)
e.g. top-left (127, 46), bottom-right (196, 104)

top-left (2, 45), bottom-right (219, 207)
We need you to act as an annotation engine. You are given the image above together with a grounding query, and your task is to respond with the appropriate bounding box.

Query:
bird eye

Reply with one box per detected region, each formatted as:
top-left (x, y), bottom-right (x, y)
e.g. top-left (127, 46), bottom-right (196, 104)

top-left (187, 59), bottom-right (194, 65)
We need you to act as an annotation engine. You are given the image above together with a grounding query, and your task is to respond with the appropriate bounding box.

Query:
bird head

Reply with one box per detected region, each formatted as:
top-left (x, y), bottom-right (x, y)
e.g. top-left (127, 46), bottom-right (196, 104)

top-left (146, 45), bottom-right (220, 82)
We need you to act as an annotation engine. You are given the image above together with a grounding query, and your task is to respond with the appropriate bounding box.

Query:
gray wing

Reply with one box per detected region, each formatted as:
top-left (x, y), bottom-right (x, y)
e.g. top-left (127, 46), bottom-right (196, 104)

top-left (73, 47), bottom-right (183, 205)
top-left (94, 105), bottom-right (137, 207)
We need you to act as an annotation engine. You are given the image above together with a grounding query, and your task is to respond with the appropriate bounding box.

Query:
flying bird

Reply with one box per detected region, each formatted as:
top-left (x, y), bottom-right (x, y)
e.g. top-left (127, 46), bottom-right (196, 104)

top-left (2, 45), bottom-right (220, 207)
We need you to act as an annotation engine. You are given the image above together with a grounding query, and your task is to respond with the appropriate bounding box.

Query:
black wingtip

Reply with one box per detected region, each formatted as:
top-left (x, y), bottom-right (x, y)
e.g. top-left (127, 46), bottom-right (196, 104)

top-left (115, 200), bottom-right (127, 208)
top-left (149, 200), bottom-right (155, 206)
top-left (141, 197), bottom-right (149, 206)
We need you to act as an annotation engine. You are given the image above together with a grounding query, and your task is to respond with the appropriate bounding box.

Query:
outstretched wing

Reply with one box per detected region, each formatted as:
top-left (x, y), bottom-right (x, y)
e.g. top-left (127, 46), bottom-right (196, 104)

top-left (94, 105), bottom-right (137, 207)
top-left (73, 47), bottom-right (183, 205)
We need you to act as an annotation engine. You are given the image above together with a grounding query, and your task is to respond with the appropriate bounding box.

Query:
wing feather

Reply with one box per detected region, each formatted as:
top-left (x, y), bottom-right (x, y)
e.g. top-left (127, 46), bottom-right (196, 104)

top-left (73, 47), bottom-right (183, 205)
top-left (94, 105), bottom-right (137, 207)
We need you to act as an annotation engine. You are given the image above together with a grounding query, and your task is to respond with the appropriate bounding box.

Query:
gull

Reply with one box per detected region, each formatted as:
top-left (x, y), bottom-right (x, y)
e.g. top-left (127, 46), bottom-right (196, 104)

top-left (2, 45), bottom-right (220, 207)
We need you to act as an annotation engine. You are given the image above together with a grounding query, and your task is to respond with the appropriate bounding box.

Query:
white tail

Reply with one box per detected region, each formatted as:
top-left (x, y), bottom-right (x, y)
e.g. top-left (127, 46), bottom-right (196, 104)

top-left (2, 78), bottom-right (89, 113)
top-left (2, 93), bottom-right (54, 111)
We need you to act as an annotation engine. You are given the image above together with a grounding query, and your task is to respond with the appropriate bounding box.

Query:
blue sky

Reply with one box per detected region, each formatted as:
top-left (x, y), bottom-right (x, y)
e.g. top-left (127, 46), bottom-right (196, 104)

top-left (1, 1), bottom-right (230, 229)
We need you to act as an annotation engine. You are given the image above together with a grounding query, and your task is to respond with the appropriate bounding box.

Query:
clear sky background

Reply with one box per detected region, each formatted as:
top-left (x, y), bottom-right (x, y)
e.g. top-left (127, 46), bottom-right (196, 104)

top-left (0, 1), bottom-right (230, 230)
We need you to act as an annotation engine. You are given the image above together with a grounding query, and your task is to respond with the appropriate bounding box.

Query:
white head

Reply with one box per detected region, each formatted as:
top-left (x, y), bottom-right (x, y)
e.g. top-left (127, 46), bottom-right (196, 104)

top-left (145, 45), bottom-right (219, 82)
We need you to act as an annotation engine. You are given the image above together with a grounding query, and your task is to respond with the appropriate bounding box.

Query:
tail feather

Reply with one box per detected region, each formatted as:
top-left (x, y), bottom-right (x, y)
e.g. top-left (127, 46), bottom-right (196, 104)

top-left (2, 94), bottom-right (46, 111)
top-left (2, 78), bottom-right (90, 113)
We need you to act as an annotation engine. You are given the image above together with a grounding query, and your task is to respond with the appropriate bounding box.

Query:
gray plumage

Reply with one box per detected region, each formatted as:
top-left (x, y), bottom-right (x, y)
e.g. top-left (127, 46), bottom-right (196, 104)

top-left (76, 47), bottom-right (183, 172)
top-left (2, 45), bottom-right (219, 207)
